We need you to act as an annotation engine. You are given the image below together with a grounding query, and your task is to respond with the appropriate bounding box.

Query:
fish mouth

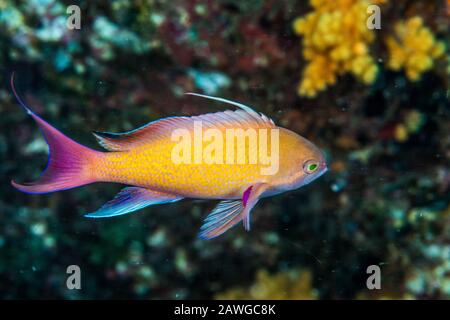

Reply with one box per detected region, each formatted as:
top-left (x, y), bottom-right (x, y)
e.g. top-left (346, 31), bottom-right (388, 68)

top-left (317, 162), bottom-right (328, 178)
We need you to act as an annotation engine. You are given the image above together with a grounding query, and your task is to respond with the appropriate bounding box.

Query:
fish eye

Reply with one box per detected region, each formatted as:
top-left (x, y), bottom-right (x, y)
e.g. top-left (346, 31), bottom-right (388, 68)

top-left (303, 160), bottom-right (319, 174)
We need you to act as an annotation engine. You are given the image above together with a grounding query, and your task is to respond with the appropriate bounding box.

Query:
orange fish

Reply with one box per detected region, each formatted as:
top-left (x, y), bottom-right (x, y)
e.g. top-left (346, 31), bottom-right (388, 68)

top-left (11, 76), bottom-right (327, 239)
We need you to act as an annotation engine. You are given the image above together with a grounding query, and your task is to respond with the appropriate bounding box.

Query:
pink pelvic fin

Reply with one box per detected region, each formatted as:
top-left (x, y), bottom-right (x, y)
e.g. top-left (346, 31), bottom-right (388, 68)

top-left (241, 183), bottom-right (268, 232)
top-left (242, 186), bottom-right (253, 207)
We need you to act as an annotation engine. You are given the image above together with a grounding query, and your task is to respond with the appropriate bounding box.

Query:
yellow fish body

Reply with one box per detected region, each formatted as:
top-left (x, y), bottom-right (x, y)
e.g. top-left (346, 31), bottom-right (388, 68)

top-left (12, 81), bottom-right (327, 239)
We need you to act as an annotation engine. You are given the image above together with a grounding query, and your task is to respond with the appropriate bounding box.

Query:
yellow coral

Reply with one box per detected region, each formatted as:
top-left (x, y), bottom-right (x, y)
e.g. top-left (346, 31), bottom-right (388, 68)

top-left (394, 111), bottom-right (425, 142)
top-left (386, 16), bottom-right (446, 81)
top-left (394, 124), bottom-right (409, 142)
top-left (293, 0), bottom-right (385, 97)
top-left (215, 269), bottom-right (318, 300)
top-left (405, 110), bottom-right (425, 133)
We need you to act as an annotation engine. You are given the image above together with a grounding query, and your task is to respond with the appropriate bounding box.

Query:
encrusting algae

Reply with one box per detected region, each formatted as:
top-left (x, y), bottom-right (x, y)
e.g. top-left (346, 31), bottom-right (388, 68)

top-left (293, 0), bottom-right (385, 97)
top-left (215, 269), bottom-right (318, 300)
top-left (385, 16), bottom-right (446, 81)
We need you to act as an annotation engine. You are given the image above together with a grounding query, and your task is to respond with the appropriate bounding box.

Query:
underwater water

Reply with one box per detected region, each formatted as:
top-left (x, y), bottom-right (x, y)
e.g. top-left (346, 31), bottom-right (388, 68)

top-left (0, 0), bottom-right (449, 300)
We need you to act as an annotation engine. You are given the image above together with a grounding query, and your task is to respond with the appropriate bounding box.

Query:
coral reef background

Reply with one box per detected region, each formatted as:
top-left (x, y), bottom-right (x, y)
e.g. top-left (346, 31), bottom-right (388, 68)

top-left (0, 0), bottom-right (448, 299)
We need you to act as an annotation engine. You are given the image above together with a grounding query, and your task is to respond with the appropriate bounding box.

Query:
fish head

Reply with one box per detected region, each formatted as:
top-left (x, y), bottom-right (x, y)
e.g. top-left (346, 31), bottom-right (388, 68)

top-left (271, 128), bottom-right (328, 191)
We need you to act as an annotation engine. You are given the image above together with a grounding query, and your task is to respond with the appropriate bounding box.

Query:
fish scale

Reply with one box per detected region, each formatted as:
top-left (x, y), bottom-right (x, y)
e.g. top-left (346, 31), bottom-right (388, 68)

top-left (94, 136), bottom-right (269, 198)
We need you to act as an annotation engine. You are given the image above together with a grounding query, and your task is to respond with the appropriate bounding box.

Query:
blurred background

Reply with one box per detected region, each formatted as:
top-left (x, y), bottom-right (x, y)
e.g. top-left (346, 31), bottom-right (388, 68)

top-left (0, 0), bottom-right (449, 299)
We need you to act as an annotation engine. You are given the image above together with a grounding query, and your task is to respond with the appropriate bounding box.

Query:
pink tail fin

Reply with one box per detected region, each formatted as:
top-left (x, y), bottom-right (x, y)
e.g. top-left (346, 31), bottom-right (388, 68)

top-left (11, 74), bottom-right (101, 194)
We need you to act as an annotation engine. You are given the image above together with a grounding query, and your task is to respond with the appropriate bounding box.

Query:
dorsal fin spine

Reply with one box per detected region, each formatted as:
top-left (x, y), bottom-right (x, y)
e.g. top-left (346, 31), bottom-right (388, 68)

top-left (185, 92), bottom-right (274, 127)
top-left (93, 94), bottom-right (276, 151)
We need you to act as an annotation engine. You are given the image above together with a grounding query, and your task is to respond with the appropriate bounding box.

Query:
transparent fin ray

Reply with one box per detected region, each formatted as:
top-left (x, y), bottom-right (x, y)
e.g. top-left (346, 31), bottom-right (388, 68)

top-left (85, 187), bottom-right (182, 218)
top-left (199, 200), bottom-right (244, 240)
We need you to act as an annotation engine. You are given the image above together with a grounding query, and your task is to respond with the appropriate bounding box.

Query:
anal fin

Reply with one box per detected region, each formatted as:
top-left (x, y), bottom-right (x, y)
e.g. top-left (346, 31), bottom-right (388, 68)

top-left (85, 187), bottom-right (182, 218)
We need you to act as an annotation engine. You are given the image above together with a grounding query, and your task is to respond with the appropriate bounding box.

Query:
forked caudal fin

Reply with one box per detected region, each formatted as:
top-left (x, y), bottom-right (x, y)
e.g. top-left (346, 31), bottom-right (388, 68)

top-left (10, 73), bottom-right (102, 194)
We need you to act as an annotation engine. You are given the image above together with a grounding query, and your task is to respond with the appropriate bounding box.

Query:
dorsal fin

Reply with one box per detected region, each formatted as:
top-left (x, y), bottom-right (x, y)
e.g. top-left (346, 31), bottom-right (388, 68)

top-left (185, 93), bottom-right (275, 127)
top-left (92, 117), bottom-right (191, 151)
top-left (93, 94), bottom-right (276, 152)
top-left (185, 92), bottom-right (259, 116)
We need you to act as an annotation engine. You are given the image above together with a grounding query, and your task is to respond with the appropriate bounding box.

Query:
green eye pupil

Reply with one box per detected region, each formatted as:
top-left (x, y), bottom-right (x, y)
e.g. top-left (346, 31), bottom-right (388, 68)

top-left (308, 164), bottom-right (318, 171)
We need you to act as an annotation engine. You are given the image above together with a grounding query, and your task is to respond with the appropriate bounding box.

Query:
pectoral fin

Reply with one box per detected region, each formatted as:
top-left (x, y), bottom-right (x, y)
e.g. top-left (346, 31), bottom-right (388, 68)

top-left (85, 187), bottom-right (182, 218)
top-left (199, 183), bottom-right (268, 240)
top-left (199, 199), bottom-right (244, 240)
